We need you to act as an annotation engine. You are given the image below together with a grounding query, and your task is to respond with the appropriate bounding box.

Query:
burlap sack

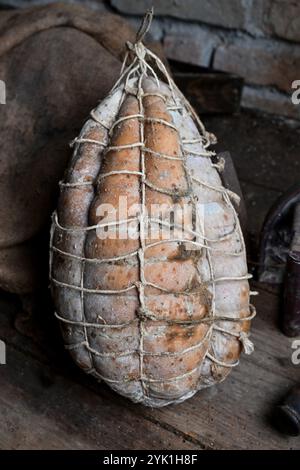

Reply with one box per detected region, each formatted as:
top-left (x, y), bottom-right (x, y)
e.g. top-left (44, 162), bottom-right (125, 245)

top-left (0, 2), bottom-right (163, 295)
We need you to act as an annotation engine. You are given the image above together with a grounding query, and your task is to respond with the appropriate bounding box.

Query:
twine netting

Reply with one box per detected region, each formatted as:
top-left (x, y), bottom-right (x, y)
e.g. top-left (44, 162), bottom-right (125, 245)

top-left (50, 9), bottom-right (256, 403)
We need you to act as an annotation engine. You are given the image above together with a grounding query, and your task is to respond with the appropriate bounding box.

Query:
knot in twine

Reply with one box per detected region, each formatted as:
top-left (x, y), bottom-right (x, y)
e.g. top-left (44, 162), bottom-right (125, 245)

top-left (126, 41), bottom-right (146, 63)
top-left (136, 307), bottom-right (157, 322)
top-left (239, 331), bottom-right (254, 355)
top-left (125, 8), bottom-right (155, 78)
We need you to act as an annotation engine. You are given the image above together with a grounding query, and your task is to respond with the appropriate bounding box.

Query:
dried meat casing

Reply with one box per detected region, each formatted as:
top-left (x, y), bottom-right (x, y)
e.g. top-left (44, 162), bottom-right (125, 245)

top-left (50, 27), bottom-right (255, 407)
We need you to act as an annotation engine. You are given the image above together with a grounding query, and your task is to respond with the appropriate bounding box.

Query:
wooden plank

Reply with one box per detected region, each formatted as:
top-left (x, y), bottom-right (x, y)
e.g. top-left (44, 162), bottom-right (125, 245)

top-left (220, 151), bottom-right (248, 235)
top-left (0, 344), bottom-right (197, 450)
top-left (204, 111), bottom-right (300, 194)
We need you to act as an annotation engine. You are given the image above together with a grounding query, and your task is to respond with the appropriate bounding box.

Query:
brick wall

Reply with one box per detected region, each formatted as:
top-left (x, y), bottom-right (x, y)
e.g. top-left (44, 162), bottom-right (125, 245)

top-left (2, 0), bottom-right (300, 120)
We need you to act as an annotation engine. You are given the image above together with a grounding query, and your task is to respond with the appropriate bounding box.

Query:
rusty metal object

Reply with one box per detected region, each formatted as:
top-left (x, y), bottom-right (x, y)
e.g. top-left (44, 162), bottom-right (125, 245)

top-left (169, 59), bottom-right (244, 115)
top-left (282, 202), bottom-right (300, 337)
top-left (283, 251), bottom-right (300, 336)
top-left (258, 184), bottom-right (300, 284)
top-left (274, 386), bottom-right (300, 436)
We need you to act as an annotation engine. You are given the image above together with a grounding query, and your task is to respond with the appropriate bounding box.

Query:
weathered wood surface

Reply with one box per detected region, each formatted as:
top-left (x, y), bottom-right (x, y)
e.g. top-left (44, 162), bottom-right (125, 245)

top-left (0, 347), bottom-right (196, 450)
top-left (0, 284), bottom-right (299, 450)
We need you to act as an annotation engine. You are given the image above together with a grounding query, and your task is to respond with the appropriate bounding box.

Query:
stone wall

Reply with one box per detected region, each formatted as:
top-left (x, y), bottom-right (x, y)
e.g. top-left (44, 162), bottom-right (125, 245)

top-left (1, 0), bottom-right (300, 120)
top-left (109, 0), bottom-right (300, 121)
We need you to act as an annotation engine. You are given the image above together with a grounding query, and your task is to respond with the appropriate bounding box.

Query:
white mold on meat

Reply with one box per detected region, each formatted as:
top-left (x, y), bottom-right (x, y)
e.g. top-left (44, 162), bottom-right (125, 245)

top-left (50, 20), bottom-right (255, 407)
